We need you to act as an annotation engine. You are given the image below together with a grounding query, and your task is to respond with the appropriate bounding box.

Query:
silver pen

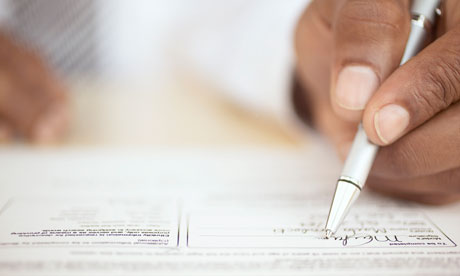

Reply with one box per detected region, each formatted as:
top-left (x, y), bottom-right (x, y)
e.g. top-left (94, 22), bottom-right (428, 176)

top-left (324, 0), bottom-right (441, 238)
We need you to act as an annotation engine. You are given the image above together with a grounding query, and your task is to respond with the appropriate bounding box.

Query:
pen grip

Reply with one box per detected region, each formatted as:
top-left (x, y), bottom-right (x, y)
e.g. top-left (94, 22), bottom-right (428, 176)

top-left (340, 125), bottom-right (378, 189)
top-left (400, 19), bottom-right (429, 65)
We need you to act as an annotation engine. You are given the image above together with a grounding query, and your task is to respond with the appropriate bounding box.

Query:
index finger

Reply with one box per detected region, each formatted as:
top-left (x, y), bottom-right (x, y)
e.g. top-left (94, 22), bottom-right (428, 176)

top-left (330, 0), bottom-right (411, 121)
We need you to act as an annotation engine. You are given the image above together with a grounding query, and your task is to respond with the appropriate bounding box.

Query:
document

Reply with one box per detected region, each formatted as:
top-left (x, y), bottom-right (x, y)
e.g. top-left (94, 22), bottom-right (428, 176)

top-left (187, 197), bottom-right (456, 248)
top-left (0, 197), bottom-right (179, 248)
top-left (0, 147), bottom-right (459, 275)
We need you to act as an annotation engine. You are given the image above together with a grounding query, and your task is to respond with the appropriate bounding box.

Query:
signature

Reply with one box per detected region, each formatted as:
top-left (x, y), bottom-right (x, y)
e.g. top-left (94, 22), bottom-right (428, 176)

top-left (332, 234), bottom-right (402, 247)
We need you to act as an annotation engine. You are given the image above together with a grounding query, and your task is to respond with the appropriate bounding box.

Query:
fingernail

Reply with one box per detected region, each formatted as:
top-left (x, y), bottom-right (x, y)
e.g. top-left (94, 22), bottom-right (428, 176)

top-left (374, 104), bottom-right (410, 144)
top-left (33, 104), bottom-right (68, 143)
top-left (335, 65), bottom-right (379, 110)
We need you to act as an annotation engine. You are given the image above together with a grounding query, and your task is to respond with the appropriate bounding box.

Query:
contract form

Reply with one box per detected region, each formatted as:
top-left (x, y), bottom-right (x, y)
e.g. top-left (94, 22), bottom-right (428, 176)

top-left (0, 146), bottom-right (459, 275)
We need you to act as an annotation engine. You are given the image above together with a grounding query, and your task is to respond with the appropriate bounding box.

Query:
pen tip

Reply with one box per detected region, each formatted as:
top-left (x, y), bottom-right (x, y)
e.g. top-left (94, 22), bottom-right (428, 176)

top-left (325, 229), bottom-right (332, 239)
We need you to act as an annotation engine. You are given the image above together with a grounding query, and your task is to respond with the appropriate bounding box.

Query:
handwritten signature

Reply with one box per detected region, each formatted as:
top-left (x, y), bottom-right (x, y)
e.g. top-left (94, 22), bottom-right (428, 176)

top-left (332, 234), bottom-right (402, 247)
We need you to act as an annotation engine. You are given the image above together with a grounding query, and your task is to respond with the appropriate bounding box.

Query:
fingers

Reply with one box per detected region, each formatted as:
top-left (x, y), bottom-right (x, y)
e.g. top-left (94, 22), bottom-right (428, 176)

top-left (0, 69), bottom-right (68, 143)
top-left (330, 0), bottom-right (411, 121)
top-left (0, 117), bottom-right (13, 142)
top-left (313, 98), bottom-right (357, 160)
top-left (0, 64), bottom-right (69, 143)
top-left (367, 167), bottom-right (460, 205)
top-left (0, 32), bottom-right (69, 143)
top-left (437, 0), bottom-right (460, 35)
top-left (295, 0), bottom-right (358, 157)
top-left (371, 101), bottom-right (460, 179)
top-left (295, 0), bottom-right (357, 153)
top-left (348, 0), bottom-right (460, 205)
top-left (295, 0), bottom-right (460, 206)
top-left (30, 101), bottom-right (69, 143)
top-left (363, 25), bottom-right (460, 145)
top-left (295, 0), bottom-right (337, 102)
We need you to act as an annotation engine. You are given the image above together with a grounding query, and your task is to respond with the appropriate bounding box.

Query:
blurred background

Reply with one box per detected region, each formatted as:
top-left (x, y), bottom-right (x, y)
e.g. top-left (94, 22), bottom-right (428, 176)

top-left (0, 0), bottom-right (312, 148)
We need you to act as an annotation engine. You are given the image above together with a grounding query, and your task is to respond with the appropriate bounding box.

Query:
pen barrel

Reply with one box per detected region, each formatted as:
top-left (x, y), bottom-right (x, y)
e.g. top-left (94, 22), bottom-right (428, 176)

top-left (401, 0), bottom-right (440, 64)
top-left (338, 13), bottom-right (432, 189)
top-left (411, 0), bottom-right (440, 27)
top-left (400, 18), bottom-right (429, 65)
top-left (340, 4), bottom-right (433, 188)
top-left (325, 0), bottom-right (441, 235)
top-left (340, 125), bottom-right (378, 189)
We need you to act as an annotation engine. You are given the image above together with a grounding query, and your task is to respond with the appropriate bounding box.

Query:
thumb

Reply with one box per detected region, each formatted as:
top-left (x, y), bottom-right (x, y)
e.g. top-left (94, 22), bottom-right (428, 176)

top-left (363, 26), bottom-right (460, 145)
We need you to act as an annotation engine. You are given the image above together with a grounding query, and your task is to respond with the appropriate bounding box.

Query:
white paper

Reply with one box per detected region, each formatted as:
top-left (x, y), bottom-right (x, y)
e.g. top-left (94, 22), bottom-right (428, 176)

top-left (0, 147), bottom-right (459, 275)
top-left (187, 197), bottom-right (456, 248)
top-left (0, 197), bottom-right (179, 248)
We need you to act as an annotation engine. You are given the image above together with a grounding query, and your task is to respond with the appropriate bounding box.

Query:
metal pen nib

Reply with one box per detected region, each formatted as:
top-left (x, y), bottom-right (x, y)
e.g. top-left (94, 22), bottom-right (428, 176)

top-left (324, 0), bottom-right (440, 236)
top-left (325, 179), bottom-right (362, 235)
top-left (324, 125), bottom-right (378, 236)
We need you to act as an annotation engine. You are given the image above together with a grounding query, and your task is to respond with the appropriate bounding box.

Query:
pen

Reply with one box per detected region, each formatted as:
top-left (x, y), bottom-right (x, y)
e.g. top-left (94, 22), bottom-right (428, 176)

top-left (324, 0), bottom-right (441, 238)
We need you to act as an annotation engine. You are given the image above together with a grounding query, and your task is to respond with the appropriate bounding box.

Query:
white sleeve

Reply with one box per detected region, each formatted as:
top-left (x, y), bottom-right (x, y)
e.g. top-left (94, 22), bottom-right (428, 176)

top-left (177, 0), bottom-right (312, 133)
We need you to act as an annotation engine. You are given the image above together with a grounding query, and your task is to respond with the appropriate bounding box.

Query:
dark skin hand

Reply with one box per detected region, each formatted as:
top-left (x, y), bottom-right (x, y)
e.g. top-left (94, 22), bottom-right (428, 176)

top-left (295, 0), bottom-right (460, 204)
top-left (0, 31), bottom-right (68, 143)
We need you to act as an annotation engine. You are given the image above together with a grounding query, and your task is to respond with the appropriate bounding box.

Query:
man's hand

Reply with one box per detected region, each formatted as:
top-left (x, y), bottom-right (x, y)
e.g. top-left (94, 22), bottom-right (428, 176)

top-left (0, 32), bottom-right (68, 143)
top-left (295, 0), bottom-right (460, 204)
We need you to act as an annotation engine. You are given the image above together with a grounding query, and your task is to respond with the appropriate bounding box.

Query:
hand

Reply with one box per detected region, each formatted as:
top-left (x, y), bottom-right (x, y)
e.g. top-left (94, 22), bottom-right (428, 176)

top-left (0, 31), bottom-right (68, 143)
top-left (294, 0), bottom-right (460, 204)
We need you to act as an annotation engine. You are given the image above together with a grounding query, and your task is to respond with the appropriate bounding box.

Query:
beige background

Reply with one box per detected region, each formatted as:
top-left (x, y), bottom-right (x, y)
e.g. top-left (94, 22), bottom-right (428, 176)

top-left (65, 75), bottom-right (304, 148)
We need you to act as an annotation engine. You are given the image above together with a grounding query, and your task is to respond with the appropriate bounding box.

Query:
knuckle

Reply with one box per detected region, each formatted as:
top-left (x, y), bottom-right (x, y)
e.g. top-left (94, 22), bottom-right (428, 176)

top-left (375, 137), bottom-right (430, 178)
top-left (436, 49), bottom-right (460, 102)
top-left (410, 79), bottom-right (444, 118)
top-left (338, 0), bottom-right (408, 35)
top-left (413, 52), bottom-right (460, 116)
top-left (387, 146), bottom-right (415, 178)
top-left (294, 2), bottom-right (328, 56)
